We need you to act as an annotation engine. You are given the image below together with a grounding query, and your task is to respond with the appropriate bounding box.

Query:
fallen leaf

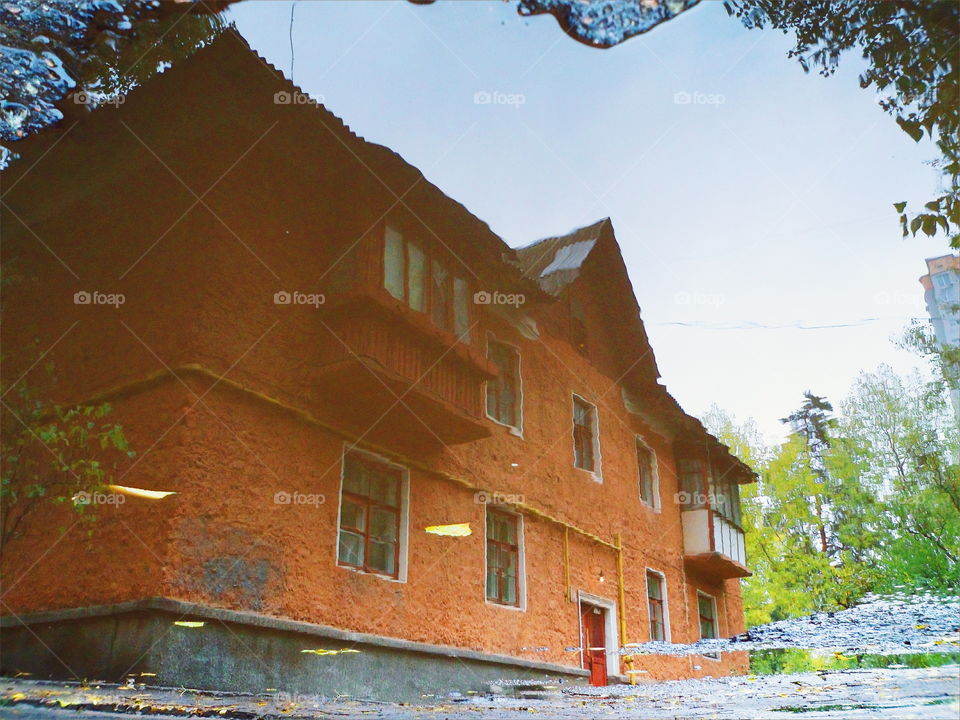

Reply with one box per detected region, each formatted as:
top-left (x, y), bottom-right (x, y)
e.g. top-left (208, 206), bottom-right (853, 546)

top-left (425, 523), bottom-right (472, 537)
top-left (108, 484), bottom-right (176, 500)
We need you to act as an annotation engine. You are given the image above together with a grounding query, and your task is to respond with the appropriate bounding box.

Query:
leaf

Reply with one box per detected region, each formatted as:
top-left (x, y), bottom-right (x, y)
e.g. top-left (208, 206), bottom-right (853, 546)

top-left (107, 484), bottom-right (175, 500)
top-left (893, 201), bottom-right (907, 213)
top-left (424, 523), bottom-right (472, 537)
top-left (896, 117), bottom-right (923, 142)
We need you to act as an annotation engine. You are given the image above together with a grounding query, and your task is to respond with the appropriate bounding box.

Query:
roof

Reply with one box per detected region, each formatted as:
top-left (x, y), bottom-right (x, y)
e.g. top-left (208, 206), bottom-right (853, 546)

top-left (3, 27), bottom-right (545, 300)
top-left (514, 218), bottom-right (610, 295)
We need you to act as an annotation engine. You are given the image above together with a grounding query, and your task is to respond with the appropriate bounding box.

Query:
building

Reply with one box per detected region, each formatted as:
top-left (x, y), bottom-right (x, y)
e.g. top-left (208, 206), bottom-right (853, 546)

top-left (920, 254), bottom-right (960, 416)
top-left (0, 29), bottom-right (754, 701)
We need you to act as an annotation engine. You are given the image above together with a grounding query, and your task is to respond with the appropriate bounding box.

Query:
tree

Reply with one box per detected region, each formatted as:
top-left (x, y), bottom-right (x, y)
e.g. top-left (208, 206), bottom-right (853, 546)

top-left (702, 405), bottom-right (855, 624)
top-left (835, 365), bottom-right (960, 591)
top-left (780, 392), bottom-right (836, 556)
top-left (899, 318), bottom-right (960, 405)
top-left (702, 360), bottom-right (960, 627)
top-left (0, 270), bottom-right (135, 558)
top-left (0, 363), bottom-right (136, 558)
top-left (725, 0), bottom-right (960, 247)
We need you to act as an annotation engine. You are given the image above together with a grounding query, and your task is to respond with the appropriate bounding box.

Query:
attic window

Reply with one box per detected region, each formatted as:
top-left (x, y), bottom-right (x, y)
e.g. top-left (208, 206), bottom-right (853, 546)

top-left (570, 297), bottom-right (588, 355)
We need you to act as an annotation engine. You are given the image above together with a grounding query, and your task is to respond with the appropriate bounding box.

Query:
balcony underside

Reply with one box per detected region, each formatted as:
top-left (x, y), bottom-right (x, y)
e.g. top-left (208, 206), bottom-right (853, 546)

top-left (684, 552), bottom-right (751, 579)
top-left (314, 356), bottom-right (491, 445)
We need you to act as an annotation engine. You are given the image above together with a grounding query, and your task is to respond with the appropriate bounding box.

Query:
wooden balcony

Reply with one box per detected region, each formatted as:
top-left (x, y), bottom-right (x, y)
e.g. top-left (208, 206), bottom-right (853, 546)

top-left (681, 509), bottom-right (750, 579)
top-left (314, 290), bottom-right (495, 446)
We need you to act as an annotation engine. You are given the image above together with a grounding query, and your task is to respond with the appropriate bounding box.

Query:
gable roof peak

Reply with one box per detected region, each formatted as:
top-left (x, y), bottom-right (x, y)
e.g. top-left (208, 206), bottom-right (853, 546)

top-left (513, 218), bottom-right (614, 295)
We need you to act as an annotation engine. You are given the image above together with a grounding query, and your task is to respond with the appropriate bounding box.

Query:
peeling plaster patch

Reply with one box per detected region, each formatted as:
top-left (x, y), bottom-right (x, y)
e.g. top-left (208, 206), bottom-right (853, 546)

top-left (173, 519), bottom-right (278, 612)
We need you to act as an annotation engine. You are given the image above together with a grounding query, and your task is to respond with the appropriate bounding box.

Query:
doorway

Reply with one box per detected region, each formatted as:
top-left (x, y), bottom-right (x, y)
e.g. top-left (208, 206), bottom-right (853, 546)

top-left (579, 602), bottom-right (608, 686)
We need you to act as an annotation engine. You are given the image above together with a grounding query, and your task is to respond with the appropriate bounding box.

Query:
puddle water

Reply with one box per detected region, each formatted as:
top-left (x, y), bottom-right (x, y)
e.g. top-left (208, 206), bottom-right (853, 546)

top-left (619, 593), bottom-right (960, 660)
top-left (518, 0), bottom-right (701, 47)
top-left (1, 0), bottom-right (224, 167)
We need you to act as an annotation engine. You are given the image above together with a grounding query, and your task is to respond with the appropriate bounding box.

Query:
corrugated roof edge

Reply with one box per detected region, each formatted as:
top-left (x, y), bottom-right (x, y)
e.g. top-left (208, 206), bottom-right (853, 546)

top-left (224, 27), bottom-right (528, 269)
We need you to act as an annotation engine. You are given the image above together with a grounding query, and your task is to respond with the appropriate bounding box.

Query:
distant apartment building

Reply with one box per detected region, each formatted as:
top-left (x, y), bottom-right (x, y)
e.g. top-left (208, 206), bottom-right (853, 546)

top-left (920, 254), bottom-right (960, 416)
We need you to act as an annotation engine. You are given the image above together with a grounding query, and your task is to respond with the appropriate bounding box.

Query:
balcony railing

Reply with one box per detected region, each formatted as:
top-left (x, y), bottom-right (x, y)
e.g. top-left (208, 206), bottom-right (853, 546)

top-left (313, 287), bottom-right (496, 446)
top-left (681, 508), bottom-right (750, 579)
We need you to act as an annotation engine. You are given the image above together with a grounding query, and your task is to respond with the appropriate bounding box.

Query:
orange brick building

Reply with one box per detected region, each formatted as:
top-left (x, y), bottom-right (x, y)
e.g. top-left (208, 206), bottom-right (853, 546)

top-left (0, 30), bottom-right (753, 699)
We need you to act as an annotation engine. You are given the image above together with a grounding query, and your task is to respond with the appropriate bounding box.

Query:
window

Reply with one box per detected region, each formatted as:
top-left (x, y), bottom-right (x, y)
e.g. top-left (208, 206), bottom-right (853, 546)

top-left (431, 259), bottom-right (450, 330)
top-left (383, 226), bottom-right (405, 301)
top-left (381, 225), bottom-right (470, 341)
top-left (486, 509), bottom-right (521, 606)
top-left (711, 470), bottom-right (743, 528)
top-left (697, 591), bottom-right (720, 659)
top-left (453, 277), bottom-right (470, 340)
top-left (486, 339), bottom-right (521, 430)
top-left (698, 592), bottom-right (718, 640)
top-left (679, 459), bottom-right (706, 509)
top-left (572, 395), bottom-right (599, 475)
top-left (338, 452), bottom-right (404, 579)
top-left (407, 242), bottom-right (426, 312)
top-left (570, 297), bottom-right (588, 355)
top-left (646, 571), bottom-right (667, 642)
top-left (637, 439), bottom-right (658, 509)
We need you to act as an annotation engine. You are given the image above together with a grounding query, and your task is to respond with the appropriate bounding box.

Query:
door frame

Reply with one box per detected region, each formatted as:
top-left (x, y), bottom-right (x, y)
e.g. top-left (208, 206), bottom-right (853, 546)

top-left (577, 590), bottom-right (619, 679)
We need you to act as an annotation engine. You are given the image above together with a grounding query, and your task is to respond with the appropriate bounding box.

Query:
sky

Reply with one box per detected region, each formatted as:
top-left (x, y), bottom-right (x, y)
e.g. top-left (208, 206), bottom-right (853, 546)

top-left (228, 0), bottom-right (950, 441)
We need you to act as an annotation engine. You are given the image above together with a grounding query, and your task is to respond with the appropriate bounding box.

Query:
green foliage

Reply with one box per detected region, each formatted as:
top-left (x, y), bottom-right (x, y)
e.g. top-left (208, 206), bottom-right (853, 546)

top-left (749, 649), bottom-right (960, 675)
top-left (725, 0), bottom-right (960, 247)
top-left (899, 318), bottom-right (960, 400)
top-left (1, 270), bottom-right (135, 555)
top-left (705, 333), bottom-right (959, 626)
top-left (0, 363), bottom-right (136, 555)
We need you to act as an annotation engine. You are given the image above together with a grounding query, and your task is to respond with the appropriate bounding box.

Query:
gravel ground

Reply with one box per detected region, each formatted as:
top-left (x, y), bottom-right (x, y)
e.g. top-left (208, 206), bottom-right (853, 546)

top-left (2, 665), bottom-right (958, 719)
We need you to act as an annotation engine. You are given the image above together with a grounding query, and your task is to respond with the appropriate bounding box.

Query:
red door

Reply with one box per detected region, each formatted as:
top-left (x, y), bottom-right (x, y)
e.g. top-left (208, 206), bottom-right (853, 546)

top-left (580, 603), bottom-right (608, 686)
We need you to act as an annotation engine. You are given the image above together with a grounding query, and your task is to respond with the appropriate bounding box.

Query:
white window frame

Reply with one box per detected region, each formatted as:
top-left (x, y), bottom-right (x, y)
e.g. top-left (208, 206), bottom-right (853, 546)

top-left (483, 504), bottom-right (526, 611)
top-left (571, 393), bottom-right (602, 482)
top-left (484, 334), bottom-right (524, 437)
top-left (335, 444), bottom-right (411, 583)
top-left (636, 435), bottom-right (660, 511)
top-left (696, 590), bottom-right (721, 661)
top-left (644, 568), bottom-right (671, 642)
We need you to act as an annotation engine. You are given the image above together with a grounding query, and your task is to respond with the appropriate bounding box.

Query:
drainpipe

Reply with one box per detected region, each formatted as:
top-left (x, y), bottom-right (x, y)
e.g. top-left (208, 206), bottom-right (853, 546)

top-left (616, 533), bottom-right (631, 680)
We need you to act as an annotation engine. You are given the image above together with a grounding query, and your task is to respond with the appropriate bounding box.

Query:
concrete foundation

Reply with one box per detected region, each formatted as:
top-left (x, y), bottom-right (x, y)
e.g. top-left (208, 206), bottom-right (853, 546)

top-left (0, 598), bottom-right (589, 702)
